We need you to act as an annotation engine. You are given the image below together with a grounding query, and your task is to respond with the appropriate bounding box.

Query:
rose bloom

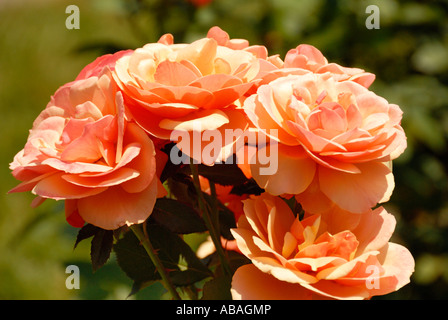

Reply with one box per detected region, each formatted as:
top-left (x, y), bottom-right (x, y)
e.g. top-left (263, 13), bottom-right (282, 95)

top-left (230, 193), bottom-right (414, 300)
top-left (112, 27), bottom-right (278, 162)
top-left (9, 63), bottom-right (166, 230)
top-left (252, 43), bottom-right (375, 96)
top-left (245, 72), bottom-right (406, 214)
top-left (283, 44), bottom-right (376, 88)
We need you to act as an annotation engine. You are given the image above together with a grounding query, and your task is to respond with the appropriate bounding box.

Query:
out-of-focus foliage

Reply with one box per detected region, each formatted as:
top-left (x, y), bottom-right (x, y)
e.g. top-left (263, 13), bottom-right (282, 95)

top-left (0, 0), bottom-right (447, 299)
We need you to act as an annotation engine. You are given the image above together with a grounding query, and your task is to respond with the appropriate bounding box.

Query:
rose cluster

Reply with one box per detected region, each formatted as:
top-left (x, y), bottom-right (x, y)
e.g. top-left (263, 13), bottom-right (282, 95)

top-left (9, 26), bottom-right (414, 299)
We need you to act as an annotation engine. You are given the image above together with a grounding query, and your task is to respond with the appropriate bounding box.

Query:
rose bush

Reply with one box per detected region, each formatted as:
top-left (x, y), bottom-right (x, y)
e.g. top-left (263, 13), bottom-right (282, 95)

top-left (231, 193), bottom-right (414, 300)
top-left (8, 26), bottom-right (413, 300)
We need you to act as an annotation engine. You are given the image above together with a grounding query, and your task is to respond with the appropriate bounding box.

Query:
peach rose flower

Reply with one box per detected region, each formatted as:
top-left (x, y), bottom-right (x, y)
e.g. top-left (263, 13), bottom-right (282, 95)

top-left (283, 44), bottom-right (375, 88)
top-left (9, 67), bottom-right (166, 230)
top-left (245, 72), bottom-right (406, 214)
top-left (112, 27), bottom-right (277, 163)
top-left (230, 193), bottom-right (414, 300)
top-left (251, 43), bottom-right (375, 95)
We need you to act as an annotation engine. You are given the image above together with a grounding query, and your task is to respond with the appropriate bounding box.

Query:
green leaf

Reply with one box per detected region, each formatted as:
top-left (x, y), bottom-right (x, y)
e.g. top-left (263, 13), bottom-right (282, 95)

top-left (159, 143), bottom-right (185, 182)
top-left (74, 223), bottom-right (101, 249)
top-left (180, 162), bottom-right (248, 186)
top-left (230, 178), bottom-right (264, 196)
top-left (218, 204), bottom-right (237, 240)
top-left (150, 198), bottom-right (207, 234)
top-left (207, 250), bottom-right (251, 276)
top-left (227, 251), bottom-right (251, 274)
top-left (73, 224), bottom-right (114, 272)
top-left (146, 224), bottom-right (212, 287)
top-left (201, 192), bottom-right (236, 240)
top-left (201, 275), bottom-right (232, 300)
top-left (197, 163), bottom-right (248, 186)
top-left (113, 224), bottom-right (212, 294)
top-left (90, 229), bottom-right (114, 272)
top-left (113, 228), bottom-right (159, 286)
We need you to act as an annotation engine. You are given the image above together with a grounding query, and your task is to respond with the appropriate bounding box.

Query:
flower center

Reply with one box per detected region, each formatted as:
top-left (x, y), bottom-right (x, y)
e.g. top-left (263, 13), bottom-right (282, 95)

top-left (281, 214), bottom-right (359, 263)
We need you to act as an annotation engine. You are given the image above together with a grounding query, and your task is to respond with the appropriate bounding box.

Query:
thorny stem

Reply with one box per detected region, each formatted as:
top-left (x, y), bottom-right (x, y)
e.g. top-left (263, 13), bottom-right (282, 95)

top-left (189, 160), bottom-right (232, 277)
top-left (130, 223), bottom-right (181, 300)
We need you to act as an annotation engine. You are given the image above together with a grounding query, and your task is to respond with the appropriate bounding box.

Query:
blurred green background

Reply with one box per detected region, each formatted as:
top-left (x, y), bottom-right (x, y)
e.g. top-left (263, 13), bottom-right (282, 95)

top-left (0, 0), bottom-right (447, 300)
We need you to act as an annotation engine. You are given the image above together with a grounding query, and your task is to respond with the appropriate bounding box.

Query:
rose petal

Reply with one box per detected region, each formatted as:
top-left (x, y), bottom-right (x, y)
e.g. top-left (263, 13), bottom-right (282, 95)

top-left (77, 177), bottom-right (158, 230)
top-left (376, 243), bottom-right (415, 293)
top-left (61, 167), bottom-right (140, 188)
top-left (150, 85), bottom-right (214, 108)
top-left (65, 199), bottom-right (85, 228)
top-left (32, 172), bottom-right (108, 200)
top-left (120, 123), bottom-right (156, 193)
top-left (159, 109), bottom-right (229, 132)
top-left (244, 94), bottom-right (299, 146)
top-left (154, 60), bottom-right (200, 86)
top-left (231, 264), bottom-right (314, 300)
top-left (287, 120), bottom-right (347, 153)
top-left (351, 207), bottom-right (396, 254)
top-left (251, 144), bottom-right (316, 196)
top-left (318, 161), bottom-right (394, 213)
top-left (60, 116), bottom-right (115, 163)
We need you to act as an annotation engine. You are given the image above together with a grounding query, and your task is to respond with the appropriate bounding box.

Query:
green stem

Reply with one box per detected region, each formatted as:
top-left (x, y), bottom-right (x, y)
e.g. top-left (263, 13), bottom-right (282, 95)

top-left (189, 161), bottom-right (232, 277)
top-left (130, 224), bottom-right (181, 300)
top-left (208, 180), bottom-right (220, 232)
top-left (183, 285), bottom-right (198, 300)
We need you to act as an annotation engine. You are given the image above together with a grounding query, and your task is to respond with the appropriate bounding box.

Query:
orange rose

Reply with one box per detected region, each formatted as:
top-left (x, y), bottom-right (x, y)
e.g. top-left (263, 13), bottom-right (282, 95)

top-left (112, 27), bottom-right (277, 163)
top-left (251, 43), bottom-right (375, 95)
top-left (9, 67), bottom-right (166, 230)
top-left (284, 44), bottom-right (375, 88)
top-left (230, 193), bottom-right (414, 300)
top-left (245, 73), bottom-right (406, 214)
